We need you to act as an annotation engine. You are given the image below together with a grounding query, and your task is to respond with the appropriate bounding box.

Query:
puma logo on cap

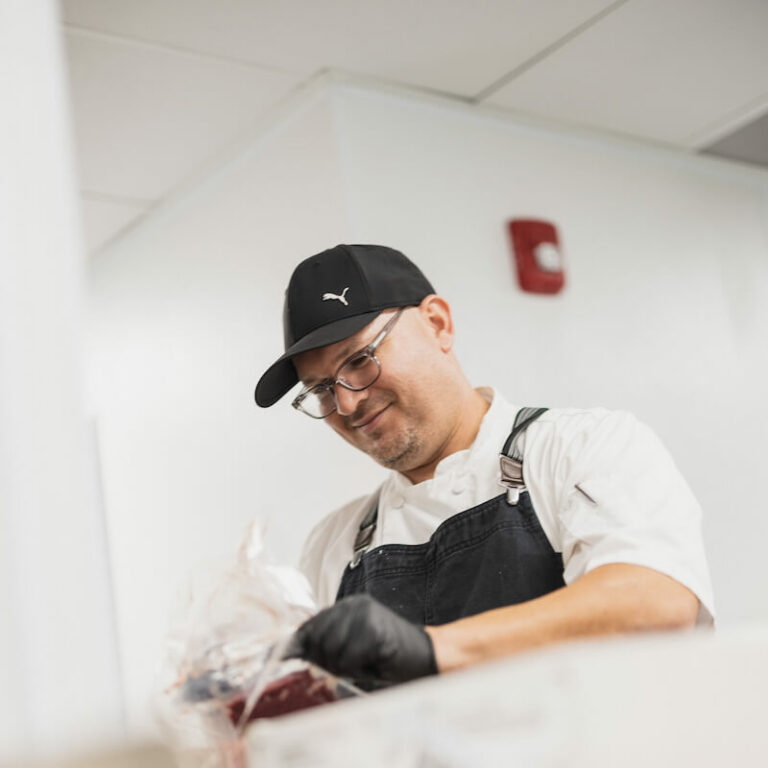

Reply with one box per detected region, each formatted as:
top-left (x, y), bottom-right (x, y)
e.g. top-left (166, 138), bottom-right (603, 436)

top-left (322, 287), bottom-right (350, 306)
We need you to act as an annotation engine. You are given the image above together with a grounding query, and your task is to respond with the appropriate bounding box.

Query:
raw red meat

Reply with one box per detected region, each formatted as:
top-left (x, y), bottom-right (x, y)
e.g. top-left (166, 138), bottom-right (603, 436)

top-left (227, 669), bottom-right (337, 724)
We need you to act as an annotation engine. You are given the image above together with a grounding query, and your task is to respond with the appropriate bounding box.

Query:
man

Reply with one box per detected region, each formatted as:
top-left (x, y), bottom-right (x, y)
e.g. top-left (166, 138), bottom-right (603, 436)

top-left (255, 244), bottom-right (714, 686)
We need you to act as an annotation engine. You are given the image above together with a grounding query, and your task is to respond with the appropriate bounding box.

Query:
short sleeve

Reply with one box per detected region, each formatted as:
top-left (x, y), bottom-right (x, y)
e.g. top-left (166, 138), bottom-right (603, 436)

top-left (528, 409), bottom-right (715, 625)
top-left (298, 515), bottom-right (333, 604)
top-left (298, 493), bottom-right (373, 608)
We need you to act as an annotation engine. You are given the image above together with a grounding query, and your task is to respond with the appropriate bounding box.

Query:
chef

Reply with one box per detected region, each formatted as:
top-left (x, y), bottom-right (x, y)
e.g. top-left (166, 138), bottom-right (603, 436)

top-left (255, 244), bottom-right (714, 686)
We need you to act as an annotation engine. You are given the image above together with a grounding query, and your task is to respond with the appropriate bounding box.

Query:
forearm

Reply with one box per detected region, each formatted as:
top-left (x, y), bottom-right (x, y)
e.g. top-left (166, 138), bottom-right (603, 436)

top-left (425, 563), bottom-right (700, 672)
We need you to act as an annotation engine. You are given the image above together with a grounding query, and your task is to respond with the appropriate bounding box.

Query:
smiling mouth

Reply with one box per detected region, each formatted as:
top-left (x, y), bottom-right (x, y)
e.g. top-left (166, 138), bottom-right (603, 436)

top-left (353, 404), bottom-right (391, 432)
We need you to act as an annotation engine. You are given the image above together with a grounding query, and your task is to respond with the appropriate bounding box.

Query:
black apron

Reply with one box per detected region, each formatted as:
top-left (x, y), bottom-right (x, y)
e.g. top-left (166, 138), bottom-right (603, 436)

top-left (335, 407), bottom-right (566, 625)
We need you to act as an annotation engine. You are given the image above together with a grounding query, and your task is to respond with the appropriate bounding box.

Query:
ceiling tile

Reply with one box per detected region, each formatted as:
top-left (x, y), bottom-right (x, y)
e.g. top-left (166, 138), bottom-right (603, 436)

top-left (483, 0), bottom-right (768, 147)
top-left (78, 196), bottom-right (147, 253)
top-left (64, 29), bottom-right (302, 200)
top-left (62, 0), bottom-right (618, 97)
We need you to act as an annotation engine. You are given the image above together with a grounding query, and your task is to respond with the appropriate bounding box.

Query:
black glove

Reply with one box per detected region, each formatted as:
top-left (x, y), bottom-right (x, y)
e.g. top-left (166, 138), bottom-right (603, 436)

top-left (284, 594), bottom-right (437, 684)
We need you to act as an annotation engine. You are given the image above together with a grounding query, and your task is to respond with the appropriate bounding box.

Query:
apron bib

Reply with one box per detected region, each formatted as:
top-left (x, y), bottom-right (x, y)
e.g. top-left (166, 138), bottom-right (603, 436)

top-left (336, 408), bottom-right (565, 625)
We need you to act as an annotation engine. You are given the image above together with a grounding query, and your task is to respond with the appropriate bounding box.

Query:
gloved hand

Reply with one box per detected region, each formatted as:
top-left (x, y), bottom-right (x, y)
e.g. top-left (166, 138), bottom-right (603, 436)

top-left (283, 594), bottom-right (438, 684)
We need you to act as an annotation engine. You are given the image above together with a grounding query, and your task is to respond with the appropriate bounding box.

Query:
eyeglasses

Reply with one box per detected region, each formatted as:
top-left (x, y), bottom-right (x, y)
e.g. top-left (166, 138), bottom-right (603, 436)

top-left (292, 308), bottom-right (405, 419)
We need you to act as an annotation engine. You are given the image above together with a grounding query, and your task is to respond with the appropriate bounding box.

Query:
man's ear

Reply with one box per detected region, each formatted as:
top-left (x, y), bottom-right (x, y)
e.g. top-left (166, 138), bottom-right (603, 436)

top-left (418, 295), bottom-right (454, 353)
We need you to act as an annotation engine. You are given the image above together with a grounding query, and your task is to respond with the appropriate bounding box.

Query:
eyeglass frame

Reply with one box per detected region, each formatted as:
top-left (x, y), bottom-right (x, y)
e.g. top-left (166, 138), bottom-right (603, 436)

top-left (291, 307), bottom-right (406, 419)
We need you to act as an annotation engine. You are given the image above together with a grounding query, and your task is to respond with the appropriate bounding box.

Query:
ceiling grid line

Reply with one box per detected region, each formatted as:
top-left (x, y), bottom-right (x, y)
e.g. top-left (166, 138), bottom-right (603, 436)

top-left (63, 23), bottom-right (300, 77)
top-left (471, 0), bottom-right (631, 103)
top-left (80, 190), bottom-right (156, 206)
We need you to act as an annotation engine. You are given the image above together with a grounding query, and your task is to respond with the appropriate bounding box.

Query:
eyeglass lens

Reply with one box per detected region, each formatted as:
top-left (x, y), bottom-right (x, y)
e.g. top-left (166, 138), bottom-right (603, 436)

top-left (300, 353), bottom-right (380, 417)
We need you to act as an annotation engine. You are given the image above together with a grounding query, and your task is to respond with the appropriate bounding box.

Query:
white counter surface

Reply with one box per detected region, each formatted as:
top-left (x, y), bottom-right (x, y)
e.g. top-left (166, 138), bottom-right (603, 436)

top-left (247, 625), bottom-right (768, 767)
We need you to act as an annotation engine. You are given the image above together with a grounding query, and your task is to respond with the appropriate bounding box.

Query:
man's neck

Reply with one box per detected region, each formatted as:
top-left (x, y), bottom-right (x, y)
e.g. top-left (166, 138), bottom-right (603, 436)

top-left (402, 388), bottom-right (490, 485)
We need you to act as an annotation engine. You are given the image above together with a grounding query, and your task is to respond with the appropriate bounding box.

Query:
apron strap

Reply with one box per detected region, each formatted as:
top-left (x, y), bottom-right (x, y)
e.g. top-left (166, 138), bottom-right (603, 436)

top-left (350, 488), bottom-right (381, 569)
top-left (348, 406), bottom-right (549, 566)
top-left (500, 407), bottom-right (548, 505)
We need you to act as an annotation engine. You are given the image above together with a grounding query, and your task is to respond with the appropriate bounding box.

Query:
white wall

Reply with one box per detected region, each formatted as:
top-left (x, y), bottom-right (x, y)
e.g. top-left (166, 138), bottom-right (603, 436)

top-left (333, 84), bottom-right (768, 626)
top-left (0, 0), bottom-right (123, 763)
top-left (89, 80), bottom-right (768, 738)
top-left (88, 85), bottom-right (390, 737)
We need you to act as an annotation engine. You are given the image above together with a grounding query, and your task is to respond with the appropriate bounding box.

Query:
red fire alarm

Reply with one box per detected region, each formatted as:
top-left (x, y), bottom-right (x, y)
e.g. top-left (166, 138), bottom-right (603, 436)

top-left (508, 219), bottom-right (565, 294)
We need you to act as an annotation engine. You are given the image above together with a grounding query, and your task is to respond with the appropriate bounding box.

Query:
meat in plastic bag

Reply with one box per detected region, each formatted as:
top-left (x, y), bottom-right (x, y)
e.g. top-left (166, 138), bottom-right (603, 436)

top-left (155, 523), bottom-right (363, 768)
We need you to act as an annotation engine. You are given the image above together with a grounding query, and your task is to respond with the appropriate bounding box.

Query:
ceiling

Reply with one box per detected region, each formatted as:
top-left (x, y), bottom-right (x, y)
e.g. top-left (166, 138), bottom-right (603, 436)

top-left (60, 0), bottom-right (768, 253)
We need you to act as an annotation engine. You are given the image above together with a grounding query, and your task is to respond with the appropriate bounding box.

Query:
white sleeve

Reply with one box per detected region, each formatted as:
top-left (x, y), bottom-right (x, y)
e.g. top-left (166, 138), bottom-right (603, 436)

top-left (298, 514), bottom-right (333, 607)
top-left (298, 493), bottom-right (372, 609)
top-left (526, 409), bottom-right (715, 625)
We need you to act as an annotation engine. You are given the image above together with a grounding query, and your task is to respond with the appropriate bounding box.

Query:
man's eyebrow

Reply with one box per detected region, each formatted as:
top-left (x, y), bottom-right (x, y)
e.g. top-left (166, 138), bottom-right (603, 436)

top-left (301, 340), bottom-right (360, 388)
top-left (331, 340), bottom-right (358, 366)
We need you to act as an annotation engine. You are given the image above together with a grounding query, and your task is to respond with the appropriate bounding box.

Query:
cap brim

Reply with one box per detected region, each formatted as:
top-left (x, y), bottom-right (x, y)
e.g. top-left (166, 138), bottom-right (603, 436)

top-left (254, 310), bottom-right (382, 407)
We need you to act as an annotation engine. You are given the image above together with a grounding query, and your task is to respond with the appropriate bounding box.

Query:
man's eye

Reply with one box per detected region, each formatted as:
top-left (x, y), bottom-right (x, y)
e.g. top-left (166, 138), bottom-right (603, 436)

top-left (347, 355), bottom-right (370, 370)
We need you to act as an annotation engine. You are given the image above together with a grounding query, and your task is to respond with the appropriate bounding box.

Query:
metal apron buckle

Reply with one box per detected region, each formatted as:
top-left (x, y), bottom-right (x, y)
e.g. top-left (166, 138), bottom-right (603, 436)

top-left (349, 547), bottom-right (365, 569)
top-left (499, 454), bottom-right (526, 506)
top-left (506, 486), bottom-right (524, 505)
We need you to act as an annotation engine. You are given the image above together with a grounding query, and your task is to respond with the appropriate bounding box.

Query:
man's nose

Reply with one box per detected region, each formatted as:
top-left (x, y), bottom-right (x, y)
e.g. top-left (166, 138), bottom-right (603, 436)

top-left (333, 384), bottom-right (368, 417)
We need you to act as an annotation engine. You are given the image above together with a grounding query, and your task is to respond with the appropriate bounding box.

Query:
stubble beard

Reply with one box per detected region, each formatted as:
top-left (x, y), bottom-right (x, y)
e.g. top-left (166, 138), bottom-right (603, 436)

top-left (365, 425), bottom-right (421, 471)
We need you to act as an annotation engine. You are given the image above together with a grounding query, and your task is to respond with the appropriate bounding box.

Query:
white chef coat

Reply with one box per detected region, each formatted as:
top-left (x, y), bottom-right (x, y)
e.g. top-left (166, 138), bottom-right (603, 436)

top-left (300, 387), bottom-right (715, 625)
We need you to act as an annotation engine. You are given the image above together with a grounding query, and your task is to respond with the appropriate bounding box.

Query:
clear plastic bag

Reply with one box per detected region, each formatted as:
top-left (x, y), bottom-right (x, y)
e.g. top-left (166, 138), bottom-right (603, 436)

top-left (156, 524), bottom-right (363, 768)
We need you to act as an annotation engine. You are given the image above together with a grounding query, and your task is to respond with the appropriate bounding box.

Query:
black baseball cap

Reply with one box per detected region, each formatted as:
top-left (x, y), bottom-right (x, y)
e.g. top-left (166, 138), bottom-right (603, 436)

top-left (255, 244), bottom-right (435, 407)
